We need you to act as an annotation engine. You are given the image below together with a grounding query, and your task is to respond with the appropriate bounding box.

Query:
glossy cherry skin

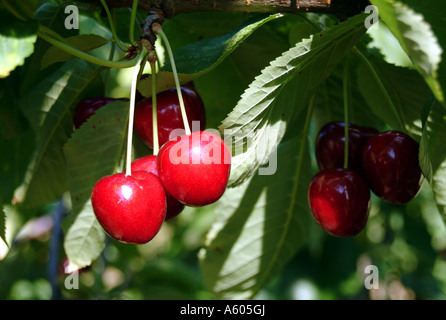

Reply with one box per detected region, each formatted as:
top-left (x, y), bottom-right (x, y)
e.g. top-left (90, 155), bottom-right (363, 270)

top-left (134, 85), bottom-right (206, 149)
top-left (315, 121), bottom-right (378, 172)
top-left (131, 155), bottom-right (185, 220)
top-left (362, 131), bottom-right (423, 204)
top-left (308, 168), bottom-right (371, 237)
top-left (73, 97), bottom-right (129, 129)
top-left (157, 131), bottom-right (231, 207)
top-left (91, 171), bottom-right (167, 244)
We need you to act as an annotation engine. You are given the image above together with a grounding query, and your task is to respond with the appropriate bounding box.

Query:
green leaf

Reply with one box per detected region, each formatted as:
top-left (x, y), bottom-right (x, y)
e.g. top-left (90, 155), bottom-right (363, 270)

top-left (63, 100), bottom-right (130, 268)
top-left (370, 0), bottom-right (444, 105)
top-left (0, 10), bottom-right (37, 78)
top-left (419, 97), bottom-right (446, 225)
top-left (41, 34), bottom-right (110, 69)
top-left (356, 55), bottom-right (431, 137)
top-left (64, 100), bottom-right (129, 216)
top-left (63, 200), bottom-right (106, 269)
top-left (13, 59), bottom-right (101, 208)
top-left (366, 21), bottom-right (413, 69)
top-left (20, 2), bottom-right (78, 95)
top-left (137, 13), bottom-right (283, 98)
top-left (401, 0), bottom-right (446, 109)
top-left (196, 22), bottom-right (290, 130)
top-left (199, 136), bottom-right (313, 299)
top-left (221, 14), bottom-right (368, 187)
top-left (2, 0), bottom-right (39, 20)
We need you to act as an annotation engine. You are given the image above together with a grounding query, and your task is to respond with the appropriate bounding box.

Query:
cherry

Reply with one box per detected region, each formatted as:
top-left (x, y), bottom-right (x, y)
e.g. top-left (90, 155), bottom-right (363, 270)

top-left (131, 155), bottom-right (185, 220)
top-left (91, 170), bottom-right (166, 244)
top-left (134, 85), bottom-right (206, 148)
top-left (73, 97), bottom-right (129, 129)
top-left (307, 168), bottom-right (371, 237)
top-left (362, 130), bottom-right (423, 204)
top-left (315, 121), bottom-right (378, 172)
top-left (157, 130), bottom-right (231, 207)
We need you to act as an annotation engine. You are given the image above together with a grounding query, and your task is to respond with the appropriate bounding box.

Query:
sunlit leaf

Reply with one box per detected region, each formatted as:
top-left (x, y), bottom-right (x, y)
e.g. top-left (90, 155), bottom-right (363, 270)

top-left (0, 10), bottom-right (37, 78)
top-left (221, 14), bottom-right (367, 187)
top-left (370, 0), bottom-right (444, 104)
top-left (13, 59), bottom-right (101, 207)
top-left (199, 136), bottom-right (312, 299)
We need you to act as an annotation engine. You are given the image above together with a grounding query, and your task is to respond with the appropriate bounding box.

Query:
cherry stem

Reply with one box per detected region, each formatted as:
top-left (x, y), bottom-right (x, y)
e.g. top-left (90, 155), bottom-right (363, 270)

top-left (151, 61), bottom-right (160, 155)
top-left (152, 23), bottom-right (192, 136)
top-left (99, 0), bottom-right (128, 52)
top-left (129, 0), bottom-right (139, 45)
top-left (343, 54), bottom-right (350, 169)
top-left (125, 49), bottom-right (148, 176)
top-left (37, 27), bottom-right (137, 69)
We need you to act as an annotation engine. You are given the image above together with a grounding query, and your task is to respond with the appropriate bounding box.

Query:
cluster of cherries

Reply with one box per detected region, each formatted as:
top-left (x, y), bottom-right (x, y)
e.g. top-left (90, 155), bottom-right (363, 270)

top-left (307, 121), bottom-right (424, 237)
top-left (73, 82), bottom-right (231, 245)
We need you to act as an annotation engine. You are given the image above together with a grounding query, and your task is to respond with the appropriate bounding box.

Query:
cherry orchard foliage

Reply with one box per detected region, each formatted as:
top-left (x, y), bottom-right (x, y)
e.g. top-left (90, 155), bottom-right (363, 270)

top-left (0, 0), bottom-right (446, 300)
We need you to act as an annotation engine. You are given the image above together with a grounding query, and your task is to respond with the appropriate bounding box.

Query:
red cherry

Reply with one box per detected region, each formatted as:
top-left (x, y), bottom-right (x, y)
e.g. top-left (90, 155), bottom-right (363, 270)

top-left (91, 171), bottom-right (166, 244)
top-left (131, 155), bottom-right (185, 220)
top-left (134, 85), bottom-right (206, 148)
top-left (157, 131), bottom-right (231, 207)
top-left (308, 168), bottom-right (371, 237)
top-left (73, 97), bottom-right (129, 129)
top-left (315, 121), bottom-right (378, 172)
top-left (362, 130), bottom-right (424, 204)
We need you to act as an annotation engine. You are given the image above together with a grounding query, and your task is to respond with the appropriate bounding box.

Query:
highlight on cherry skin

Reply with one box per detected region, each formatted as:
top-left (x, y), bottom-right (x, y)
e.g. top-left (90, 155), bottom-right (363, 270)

top-left (131, 154), bottom-right (185, 221)
top-left (91, 170), bottom-right (167, 244)
top-left (134, 83), bottom-right (206, 148)
top-left (157, 130), bottom-right (232, 207)
top-left (307, 168), bottom-right (371, 237)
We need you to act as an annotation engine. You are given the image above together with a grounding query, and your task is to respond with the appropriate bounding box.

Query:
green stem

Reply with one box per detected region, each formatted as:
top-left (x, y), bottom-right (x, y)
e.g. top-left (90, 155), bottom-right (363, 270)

top-left (153, 23), bottom-right (192, 136)
top-left (100, 0), bottom-right (128, 52)
top-left (126, 49), bottom-right (148, 176)
top-left (352, 46), bottom-right (405, 131)
top-left (37, 28), bottom-right (138, 69)
top-left (39, 25), bottom-right (69, 43)
top-left (129, 0), bottom-right (139, 45)
top-left (343, 55), bottom-right (350, 169)
top-left (151, 61), bottom-right (160, 155)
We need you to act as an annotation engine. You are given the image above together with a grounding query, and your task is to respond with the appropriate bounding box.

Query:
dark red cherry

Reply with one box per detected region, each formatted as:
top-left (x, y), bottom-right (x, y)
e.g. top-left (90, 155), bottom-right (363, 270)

top-left (315, 121), bottom-right (378, 172)
top-left (91, 171), bottom-right (166, 244)
top-left (134, 85), bottom-right (206, 149)
top-left (73, 97), bottom-right (129, 129)
top-left (131, 155), bottom-right (185, 220)
top-left (157, 131), bottom-right (231, 207)
top-left (307, 168), bottom-right (370, 237)
top-left (362, 130), bottom-right (423, 204)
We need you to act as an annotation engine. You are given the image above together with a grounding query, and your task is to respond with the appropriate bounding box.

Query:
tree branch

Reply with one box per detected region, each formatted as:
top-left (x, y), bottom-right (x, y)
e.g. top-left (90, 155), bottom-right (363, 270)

top-left (77, 0), bottom-right (370, 18)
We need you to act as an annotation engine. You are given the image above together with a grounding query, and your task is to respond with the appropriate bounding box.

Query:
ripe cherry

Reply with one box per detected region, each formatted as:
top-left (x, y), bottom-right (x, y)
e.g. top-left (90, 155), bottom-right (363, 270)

top-left (134, 84), bottom-right (206, 148)
top-left (131, 155), bottom-right (185, 220)
top-left (362, 130), bottom-right (424, 204)
top-left (91, 171), bottom-right (166, 244)
top-left (308, 168), bottom-right (371, 237)
top-left (315, 121), bottom-right (378, 172)
top-left (157, 131), bottom-right (231, 207)
top-left (73, 97), bottom-right (129, 129)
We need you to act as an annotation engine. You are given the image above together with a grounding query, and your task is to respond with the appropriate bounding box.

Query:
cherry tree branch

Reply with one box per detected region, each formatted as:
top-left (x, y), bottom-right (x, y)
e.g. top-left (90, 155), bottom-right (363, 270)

top-left (77, 0), bottom-right (370, 18)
